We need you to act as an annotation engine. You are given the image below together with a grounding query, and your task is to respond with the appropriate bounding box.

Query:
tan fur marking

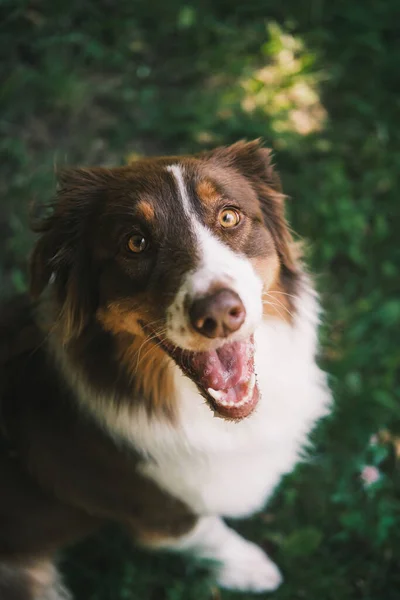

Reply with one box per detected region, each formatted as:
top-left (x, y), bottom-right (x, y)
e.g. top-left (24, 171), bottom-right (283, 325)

top-left (251, 254), bottom-right (292, 324)
top-left (262, 281), bottom-right (293, 323)
top-left (97, 304), bottom-right (143, 337)
top-left (137, 200), bottom-right (155, 221)
top-left (97, 304), bottom-right (177, 419)
top-left (136, 530), bottom-right (185, 547)
top-left (119, 334), bottom-right (176, 419)
top-left (196, 179), bottom-right (221, 207)
top-left (131, 515), bottom-right (198, 547)
top-left (24, 560), bottom-right (57, 596)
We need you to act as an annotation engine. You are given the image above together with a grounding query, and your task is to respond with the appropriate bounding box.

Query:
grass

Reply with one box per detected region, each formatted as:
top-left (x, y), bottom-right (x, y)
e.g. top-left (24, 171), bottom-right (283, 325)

top-left (1, 1), bottom-right (399, 598)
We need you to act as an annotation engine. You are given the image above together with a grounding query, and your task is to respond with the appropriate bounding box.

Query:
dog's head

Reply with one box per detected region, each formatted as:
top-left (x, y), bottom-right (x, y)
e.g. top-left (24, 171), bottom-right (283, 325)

top-left (31, 141), bottom-right (300, 420)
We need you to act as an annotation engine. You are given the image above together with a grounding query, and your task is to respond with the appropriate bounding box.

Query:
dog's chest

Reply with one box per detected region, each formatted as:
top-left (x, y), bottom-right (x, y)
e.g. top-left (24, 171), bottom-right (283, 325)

top-left (86, 311), bottom-right (330, 519)
top-left (138, 409), bottom-right (290, 518)
top-left (127, 318), bottom-right (331, 518)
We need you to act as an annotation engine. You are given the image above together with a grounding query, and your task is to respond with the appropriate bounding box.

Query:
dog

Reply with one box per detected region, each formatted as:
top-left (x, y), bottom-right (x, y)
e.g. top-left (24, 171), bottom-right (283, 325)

top-left (0, 140), bottom-right (331, 599)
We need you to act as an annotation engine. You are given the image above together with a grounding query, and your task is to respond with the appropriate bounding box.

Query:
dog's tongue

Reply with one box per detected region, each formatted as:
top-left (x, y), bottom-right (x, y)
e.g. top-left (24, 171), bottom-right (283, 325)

top-left (190, 339), bottom-right (254, 392)
top-left (140, 318), bottom-right (259, 417)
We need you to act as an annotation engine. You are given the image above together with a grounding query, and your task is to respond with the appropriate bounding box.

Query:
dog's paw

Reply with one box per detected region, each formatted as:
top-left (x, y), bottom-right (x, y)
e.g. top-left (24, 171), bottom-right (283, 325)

top-left (216, 540), bottom-right (283, 593)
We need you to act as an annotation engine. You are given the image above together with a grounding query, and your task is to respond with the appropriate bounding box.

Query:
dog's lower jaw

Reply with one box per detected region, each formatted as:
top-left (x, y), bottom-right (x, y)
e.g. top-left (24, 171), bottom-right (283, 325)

top-left (149, 516), bottom-right (283, 593)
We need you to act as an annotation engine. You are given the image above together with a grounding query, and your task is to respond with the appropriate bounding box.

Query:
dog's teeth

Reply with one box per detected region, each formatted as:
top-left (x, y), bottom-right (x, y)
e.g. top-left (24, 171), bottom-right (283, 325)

top-left (207, 388), bottom-right (233, 407)
top-left (207, 388), bottom-right (225, 402)
top-left (248, 372), bottom-right (256, 393)
top-left (235, 398), bottom-right (247, 408)
top-left (208, 374), bottom-right (256, 410)
top-left (235, 375), bottom-right (256, 407)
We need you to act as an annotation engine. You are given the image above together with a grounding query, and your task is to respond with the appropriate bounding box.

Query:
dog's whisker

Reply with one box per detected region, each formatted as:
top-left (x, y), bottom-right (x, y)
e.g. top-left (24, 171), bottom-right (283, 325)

top-left (133, 327), bottom-right (172, 372)
top-left (134, 345), bottom-right (160, 372)
top-left (142, 317), bottom-right (165, 330)
top-left (262, 301), bottom-right (287, 321)
top-left (134, 330), bottom-right (168, 371)
top-left (263, 290), bottom-right (297, 300)
top-left (263, 294), bottom-right (295, 320)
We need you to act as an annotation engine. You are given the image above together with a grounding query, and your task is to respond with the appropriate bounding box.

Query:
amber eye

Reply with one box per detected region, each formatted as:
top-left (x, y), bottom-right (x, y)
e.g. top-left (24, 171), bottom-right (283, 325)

top-left (127, 234), bottom-right (148, 254)
top-left (219, 207), bottom-right (241, 229)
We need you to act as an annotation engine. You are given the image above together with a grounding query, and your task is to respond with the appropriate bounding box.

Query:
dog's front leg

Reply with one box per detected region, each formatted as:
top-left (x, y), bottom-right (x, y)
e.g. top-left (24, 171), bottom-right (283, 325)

top-left (136, 516), bottom-right (283, 593)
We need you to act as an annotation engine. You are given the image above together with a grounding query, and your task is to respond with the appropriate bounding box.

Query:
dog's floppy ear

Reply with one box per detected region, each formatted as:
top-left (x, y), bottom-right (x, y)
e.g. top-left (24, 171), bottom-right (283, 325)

top-left (30, 168), bottom-right (108, 341)
top-left (208, 140), bottom-right (298, 274)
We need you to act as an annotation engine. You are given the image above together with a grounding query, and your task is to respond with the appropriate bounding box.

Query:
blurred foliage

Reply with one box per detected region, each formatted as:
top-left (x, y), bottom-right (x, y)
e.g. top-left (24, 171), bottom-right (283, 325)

top-left (1, 0), bottom-right (400, 598)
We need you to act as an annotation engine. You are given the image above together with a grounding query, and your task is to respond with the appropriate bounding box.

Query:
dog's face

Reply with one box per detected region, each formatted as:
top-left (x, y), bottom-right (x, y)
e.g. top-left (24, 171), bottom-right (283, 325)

top-left (31, 141), bottom-right (299, 420)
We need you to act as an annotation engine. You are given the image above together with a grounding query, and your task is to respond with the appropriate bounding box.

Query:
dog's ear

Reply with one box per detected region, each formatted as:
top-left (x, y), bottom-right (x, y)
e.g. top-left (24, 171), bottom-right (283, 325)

top-left (30, 168), bottom-right (108, 341)
top-left (207, 140), bottom-right (298, 274)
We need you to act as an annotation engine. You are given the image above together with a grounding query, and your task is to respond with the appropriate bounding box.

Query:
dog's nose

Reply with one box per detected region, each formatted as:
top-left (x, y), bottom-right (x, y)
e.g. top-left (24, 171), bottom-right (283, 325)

top-left (189, 289), bottom-right (246, 339)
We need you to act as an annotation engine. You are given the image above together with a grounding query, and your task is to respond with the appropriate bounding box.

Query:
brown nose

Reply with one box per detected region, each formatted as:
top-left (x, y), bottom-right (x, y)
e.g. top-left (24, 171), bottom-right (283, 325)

top-left (189, 289), bottom-right (246, 339)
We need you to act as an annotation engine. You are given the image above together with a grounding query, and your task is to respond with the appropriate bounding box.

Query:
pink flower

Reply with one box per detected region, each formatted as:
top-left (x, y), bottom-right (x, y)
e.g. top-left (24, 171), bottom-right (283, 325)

top-left (360, 465), bottom-right (380, 486)
top-left (369, 434), bottom-right (379, 446)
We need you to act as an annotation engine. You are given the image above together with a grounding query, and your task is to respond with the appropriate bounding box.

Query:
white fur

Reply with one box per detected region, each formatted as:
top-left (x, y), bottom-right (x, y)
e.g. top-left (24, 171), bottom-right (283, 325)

top-left (152, 516), bottom-right (282, 592)
top-left (166, 165), bottom-right (192, 217)
top-left (165, 164), bottom-right (263, 350)
top-left (166, 225), bottom-right (263, 350)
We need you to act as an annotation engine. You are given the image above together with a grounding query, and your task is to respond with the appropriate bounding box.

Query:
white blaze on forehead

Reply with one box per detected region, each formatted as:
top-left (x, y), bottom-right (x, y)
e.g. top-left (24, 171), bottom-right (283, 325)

top-left (193, 225), bottom-right (261, 297)
top-left (166, 222), bottom-right (263, 349)
top-left (166, 164), bottom-right (193, 218)
top-left (165, 161), bottom-right (263, 350)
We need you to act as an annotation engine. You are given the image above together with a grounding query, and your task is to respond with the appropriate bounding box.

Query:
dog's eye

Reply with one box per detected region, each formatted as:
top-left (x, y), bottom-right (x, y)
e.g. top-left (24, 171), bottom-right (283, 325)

top-left (219, 208), bottom-right (241, 229)
top-left (127, 234), bottom-right (148, 254)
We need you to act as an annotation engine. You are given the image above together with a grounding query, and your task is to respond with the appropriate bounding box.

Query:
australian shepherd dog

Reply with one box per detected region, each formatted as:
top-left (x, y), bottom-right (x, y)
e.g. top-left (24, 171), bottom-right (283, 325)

top-left (0, 141), bottom-right (331, 598)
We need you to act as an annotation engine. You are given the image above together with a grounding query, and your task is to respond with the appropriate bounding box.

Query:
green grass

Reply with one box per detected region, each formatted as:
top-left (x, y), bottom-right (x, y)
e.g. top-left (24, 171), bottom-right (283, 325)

top-left (1, 1), bottom-right (399, 598)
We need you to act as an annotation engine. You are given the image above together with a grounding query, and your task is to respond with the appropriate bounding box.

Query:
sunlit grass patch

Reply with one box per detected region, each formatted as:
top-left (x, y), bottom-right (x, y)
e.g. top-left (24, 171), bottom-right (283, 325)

top-left (240, 23), bottom-right (327, 140)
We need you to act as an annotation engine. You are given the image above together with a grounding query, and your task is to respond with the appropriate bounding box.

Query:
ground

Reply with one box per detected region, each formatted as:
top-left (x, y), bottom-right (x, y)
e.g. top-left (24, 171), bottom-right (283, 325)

top-left (1, 1), bottom-right (399, 599)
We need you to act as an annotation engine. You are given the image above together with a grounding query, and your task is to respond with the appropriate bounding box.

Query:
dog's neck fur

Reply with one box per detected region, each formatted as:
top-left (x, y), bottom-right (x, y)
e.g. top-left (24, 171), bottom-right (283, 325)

top-left (36, 271), bottom-right (331, 523)
top-left (42, 272), bottom-right (328, 449)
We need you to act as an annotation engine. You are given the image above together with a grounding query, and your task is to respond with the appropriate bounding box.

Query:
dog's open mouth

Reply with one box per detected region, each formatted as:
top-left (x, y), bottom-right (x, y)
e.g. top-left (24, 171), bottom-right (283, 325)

top-left (140, 322), bottom-right (259, 420)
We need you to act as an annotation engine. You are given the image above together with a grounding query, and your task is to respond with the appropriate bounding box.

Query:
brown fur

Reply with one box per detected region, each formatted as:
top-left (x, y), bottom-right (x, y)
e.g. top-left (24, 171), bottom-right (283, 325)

top-left (118, 335), bottom-right (176, 419)
top-left (101, 320), bottom-right (176, 418)
top-left (0, 300), bottom-right (197, 598)
top-left (204, 141), bottom-right (300, 275)
top-left (96, 299), bottom-right (177, 418)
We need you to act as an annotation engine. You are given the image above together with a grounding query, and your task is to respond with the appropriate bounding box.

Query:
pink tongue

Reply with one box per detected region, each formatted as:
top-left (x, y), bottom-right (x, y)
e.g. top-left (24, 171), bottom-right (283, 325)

top-left (190, 340), bottom-right (253, 391)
